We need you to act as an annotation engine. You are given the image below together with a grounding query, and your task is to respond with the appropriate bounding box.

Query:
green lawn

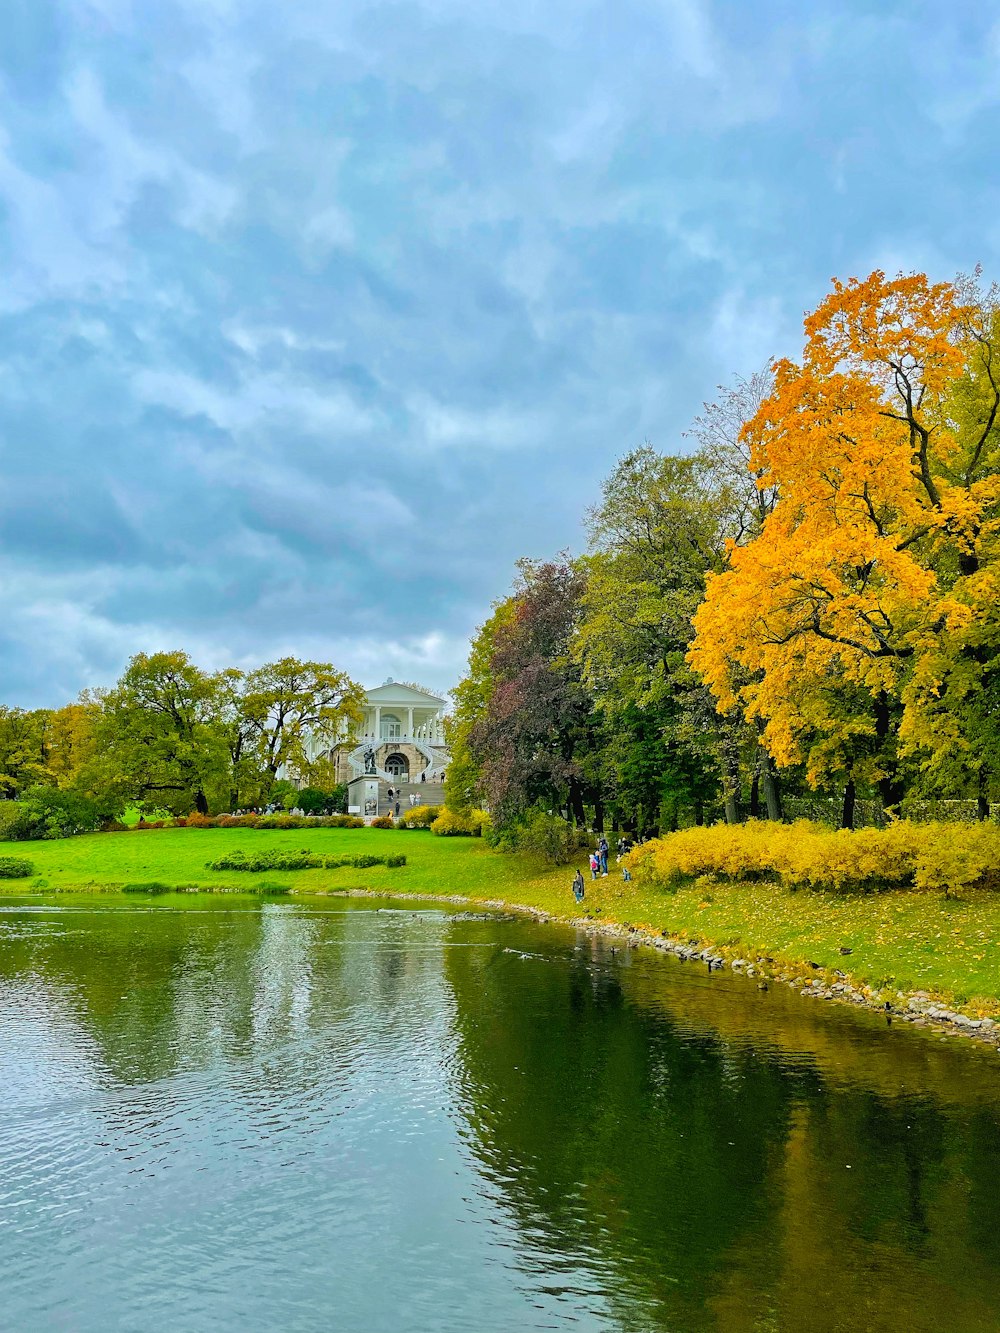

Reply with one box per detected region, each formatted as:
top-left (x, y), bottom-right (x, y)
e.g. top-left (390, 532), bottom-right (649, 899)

top-left (4, 826), bottom-right (1000, 1013)
top-left (0, 826), bottom-right (565, 900)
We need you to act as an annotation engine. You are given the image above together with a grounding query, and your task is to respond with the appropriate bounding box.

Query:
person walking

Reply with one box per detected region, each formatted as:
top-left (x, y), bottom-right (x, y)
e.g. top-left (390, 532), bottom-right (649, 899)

top-left (572, 869), bottom-right (585, 903)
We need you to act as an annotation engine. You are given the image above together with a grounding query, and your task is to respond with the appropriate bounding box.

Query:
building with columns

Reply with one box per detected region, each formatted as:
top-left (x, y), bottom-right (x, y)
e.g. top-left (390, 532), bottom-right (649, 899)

top-left (304, 680), bottom-right (450, 802)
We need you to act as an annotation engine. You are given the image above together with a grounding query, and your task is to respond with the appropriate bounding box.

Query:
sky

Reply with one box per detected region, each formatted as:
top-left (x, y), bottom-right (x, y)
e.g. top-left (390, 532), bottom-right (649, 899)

top-left (1, 0), bottom-right (999, 707)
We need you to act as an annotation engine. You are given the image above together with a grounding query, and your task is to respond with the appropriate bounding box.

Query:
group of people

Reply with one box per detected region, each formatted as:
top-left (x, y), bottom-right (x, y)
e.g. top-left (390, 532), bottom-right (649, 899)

top-left (572, 833), bottom-right (636, 903)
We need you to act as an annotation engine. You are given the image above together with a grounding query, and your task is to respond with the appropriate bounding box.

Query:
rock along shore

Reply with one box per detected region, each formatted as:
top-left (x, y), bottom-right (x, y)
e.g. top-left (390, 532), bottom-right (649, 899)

top-left (321, 886), bottom-right (1000, 1053)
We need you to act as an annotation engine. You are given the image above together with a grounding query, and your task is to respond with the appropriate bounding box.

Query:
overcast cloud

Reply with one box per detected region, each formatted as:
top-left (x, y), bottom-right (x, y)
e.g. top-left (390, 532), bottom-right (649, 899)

top-left (1, 0), bottom-right (998, 704)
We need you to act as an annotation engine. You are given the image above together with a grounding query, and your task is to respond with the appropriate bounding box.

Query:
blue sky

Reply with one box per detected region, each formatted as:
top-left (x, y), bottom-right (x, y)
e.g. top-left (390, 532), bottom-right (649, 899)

top-left (1, 0), bottom-right (998, 705)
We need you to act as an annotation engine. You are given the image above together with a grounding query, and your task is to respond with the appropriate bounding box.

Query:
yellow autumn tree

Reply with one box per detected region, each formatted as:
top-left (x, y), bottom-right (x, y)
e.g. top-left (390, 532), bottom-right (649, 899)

top-left (689, 270), bottom-right (1000, 819)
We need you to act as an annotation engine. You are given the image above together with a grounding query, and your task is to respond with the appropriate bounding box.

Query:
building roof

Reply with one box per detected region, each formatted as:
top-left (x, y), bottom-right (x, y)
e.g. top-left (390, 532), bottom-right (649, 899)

top-left (364, 679), bottom-right (445, 707)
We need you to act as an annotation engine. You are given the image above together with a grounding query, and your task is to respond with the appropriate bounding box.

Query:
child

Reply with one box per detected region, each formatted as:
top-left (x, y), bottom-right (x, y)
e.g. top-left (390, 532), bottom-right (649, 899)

top-left (589, 851), bottom-right (599, 880)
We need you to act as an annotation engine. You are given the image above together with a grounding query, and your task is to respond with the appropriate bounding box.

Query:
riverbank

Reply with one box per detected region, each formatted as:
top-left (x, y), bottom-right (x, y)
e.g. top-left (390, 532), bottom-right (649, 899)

top-left (3, 826), bottom-right (1000, 1046)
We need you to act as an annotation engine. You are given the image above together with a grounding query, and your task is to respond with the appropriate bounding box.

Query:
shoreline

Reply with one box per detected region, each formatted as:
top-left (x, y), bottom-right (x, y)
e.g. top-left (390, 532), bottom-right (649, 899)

top-left (320, 886), bottom-right (1000, 1053)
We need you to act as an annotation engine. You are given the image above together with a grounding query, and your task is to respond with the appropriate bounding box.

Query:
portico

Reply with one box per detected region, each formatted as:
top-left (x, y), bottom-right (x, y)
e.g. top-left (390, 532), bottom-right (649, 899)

top-left (302, 680), bottom-right (450, 809)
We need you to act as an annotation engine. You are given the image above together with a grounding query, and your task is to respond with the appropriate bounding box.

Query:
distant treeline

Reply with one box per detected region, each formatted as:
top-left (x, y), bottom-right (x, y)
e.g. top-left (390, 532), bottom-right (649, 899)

top-left (0, 652), bottom-right (365, 833)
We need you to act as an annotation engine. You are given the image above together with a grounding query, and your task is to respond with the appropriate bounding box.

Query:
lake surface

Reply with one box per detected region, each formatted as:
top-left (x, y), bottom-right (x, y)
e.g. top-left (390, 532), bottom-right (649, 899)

top-left (2, 896), bottom-right (1000, 1333)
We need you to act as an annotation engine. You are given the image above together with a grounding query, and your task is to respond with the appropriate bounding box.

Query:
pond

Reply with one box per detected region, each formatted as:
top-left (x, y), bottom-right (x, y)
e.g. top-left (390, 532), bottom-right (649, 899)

top-left (2, 896), bottom-right (1000, 1332)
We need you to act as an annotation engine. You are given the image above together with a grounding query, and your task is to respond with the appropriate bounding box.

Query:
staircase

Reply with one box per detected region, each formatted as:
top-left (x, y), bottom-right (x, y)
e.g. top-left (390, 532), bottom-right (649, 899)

top-left (378, 779), bottom-right (446, 814)
top-left (347, 734), bottom-right (446, 783)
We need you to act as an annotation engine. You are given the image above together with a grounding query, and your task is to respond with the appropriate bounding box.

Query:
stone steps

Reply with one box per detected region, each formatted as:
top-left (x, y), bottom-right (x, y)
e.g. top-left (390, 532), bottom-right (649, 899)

top-left (380, 781), bottom-right (445, 810)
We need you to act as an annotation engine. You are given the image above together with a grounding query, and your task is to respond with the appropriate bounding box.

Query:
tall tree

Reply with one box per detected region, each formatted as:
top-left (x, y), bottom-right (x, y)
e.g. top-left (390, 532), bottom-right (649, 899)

top-left (0, 708), bottom-right (52, 798)
top-left (575, 448), bottom-right (728, 827)
top-left (690, 270), bottom-right (1000, 817)
top-left (466, 560), bottom-right (598, 828)
top-left (97, 652), bottom-right (229, 814)
top-left (239, 658), bottom-right (365, 794)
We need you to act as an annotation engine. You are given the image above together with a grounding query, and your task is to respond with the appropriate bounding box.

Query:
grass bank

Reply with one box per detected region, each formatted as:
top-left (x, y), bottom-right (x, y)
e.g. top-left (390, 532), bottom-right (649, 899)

top-left (3, 826), bottom-right (1000, 1027)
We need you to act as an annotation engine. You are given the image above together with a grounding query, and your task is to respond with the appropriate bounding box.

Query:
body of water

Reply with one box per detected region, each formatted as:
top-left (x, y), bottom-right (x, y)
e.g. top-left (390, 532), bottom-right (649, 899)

top-left (2, 895), bottom-right (1000, 1332)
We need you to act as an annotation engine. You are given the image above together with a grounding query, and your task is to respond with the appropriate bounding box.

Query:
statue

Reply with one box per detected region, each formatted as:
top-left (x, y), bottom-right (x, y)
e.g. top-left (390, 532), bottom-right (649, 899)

top-left (363, 745), bottom-right (376, 775)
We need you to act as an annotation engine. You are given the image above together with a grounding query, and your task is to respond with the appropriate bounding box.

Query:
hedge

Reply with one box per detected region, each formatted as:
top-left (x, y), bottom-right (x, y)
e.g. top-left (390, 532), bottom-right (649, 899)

top-left (208, 849), bottom-right (406, 872)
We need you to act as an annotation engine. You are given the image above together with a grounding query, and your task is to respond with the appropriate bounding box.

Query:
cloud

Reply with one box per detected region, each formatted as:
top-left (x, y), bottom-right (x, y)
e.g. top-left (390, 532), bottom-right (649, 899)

top-left (1, 0), bottom-right (998, 706)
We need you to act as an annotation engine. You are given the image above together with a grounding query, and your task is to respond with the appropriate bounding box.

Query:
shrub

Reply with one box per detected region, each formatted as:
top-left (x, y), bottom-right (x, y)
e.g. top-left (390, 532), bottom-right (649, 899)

top-left (431, 808), bottom-right (485, 837)
top-left (370, 815), bottom-right (395, 829)
top-left (0, 856), bottom-right (34, 878)
top-left (0, 788), bottom-right (107, 841)
top-left (404, 804), bottom-right (441, 829)
top-left (625, 819), bottom-right (1000, 896)
top-left (490, 808), bottom-right (589, 864)
top-left (296, 786), bottom-right (345, 816)
top-left (207, 849), bottom-right (406, 872)
top-left (0, 802), bottom-right (33, 842)
top-left (185, 812), bottom-right (217, 829)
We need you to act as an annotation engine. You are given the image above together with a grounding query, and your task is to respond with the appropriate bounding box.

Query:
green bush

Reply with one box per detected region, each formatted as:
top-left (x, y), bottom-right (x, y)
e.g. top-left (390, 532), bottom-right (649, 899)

top-left (293, 786), bottom-right (349, 816)
top-left (0, 788), bottom-right (107, 841)
top-left (0, 856), bottom-right (34, 878)
top-left (207, 849), bottom-right (406, 872)
top-left (0, 803), bottom-right (33, 842)
top-left (489, 808), bottom-right (588, 864)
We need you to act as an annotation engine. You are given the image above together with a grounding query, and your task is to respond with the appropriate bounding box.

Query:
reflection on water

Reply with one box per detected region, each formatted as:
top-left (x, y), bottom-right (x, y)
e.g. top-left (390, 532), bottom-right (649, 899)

top-left (1, 897), bottom-right (999, 1333)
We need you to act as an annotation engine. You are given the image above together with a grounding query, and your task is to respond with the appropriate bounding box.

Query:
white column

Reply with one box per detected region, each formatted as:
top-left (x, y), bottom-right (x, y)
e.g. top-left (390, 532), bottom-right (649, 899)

top-left (407, 706), bottom-right (413, 736)
top-left (375, 706), bottom-right (381, 740)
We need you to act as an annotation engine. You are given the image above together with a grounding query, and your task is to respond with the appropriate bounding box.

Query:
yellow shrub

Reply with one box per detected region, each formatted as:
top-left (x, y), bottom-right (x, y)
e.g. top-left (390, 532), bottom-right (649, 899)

top-left (430, 808), bottom-right (486, 837)
top-left (404, 804), bottom-right (441, 829)
top-left (625, 819), bottom-right (1000, 895)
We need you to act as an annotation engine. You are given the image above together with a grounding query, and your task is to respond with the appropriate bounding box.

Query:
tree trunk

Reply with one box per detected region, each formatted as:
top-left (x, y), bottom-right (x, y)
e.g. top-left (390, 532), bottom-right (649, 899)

top-left (749, 771), bottom-right (760, 819)
top-left (760, 749), bottom-right (783, 822)
top-left (978, 766), bottom-right (990, 822)
top-left (842, 777), bottom-right (856, 830)
top-left (874, 691), bottom-right (904, 818)
top-left (195, 788), bottom-right (209, 815)
top-left (722, 735), bottom-right (741, 825)
top-left (694, 799), bottom-right (704, 826)
top-left (568, 777), bottom-right (586, 828)
top-left (593, 791), bottom-right (605, 834)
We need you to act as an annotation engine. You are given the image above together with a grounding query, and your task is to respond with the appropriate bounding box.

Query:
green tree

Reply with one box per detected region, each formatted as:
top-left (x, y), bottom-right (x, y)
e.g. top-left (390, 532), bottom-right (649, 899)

top-left (575, 448), bottom-right (736, 828)
top-left (96, 652), bottom-right (229, 815)
top-left (0, 708), bottom-right (53, 798)
top-left (238, 658), bottom-right (365, 795)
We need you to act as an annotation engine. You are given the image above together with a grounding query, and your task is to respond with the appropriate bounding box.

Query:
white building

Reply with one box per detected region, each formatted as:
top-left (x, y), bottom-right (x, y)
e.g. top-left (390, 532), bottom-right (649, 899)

top-left (304, 678), bottom-right (450, 791)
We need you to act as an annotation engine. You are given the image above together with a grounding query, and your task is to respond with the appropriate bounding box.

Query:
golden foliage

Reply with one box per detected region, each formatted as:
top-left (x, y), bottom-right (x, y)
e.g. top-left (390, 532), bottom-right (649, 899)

top-left (627, 819), bottom-right (1000, 895)
top-left (689, 270), bottom-right (1000, 789)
